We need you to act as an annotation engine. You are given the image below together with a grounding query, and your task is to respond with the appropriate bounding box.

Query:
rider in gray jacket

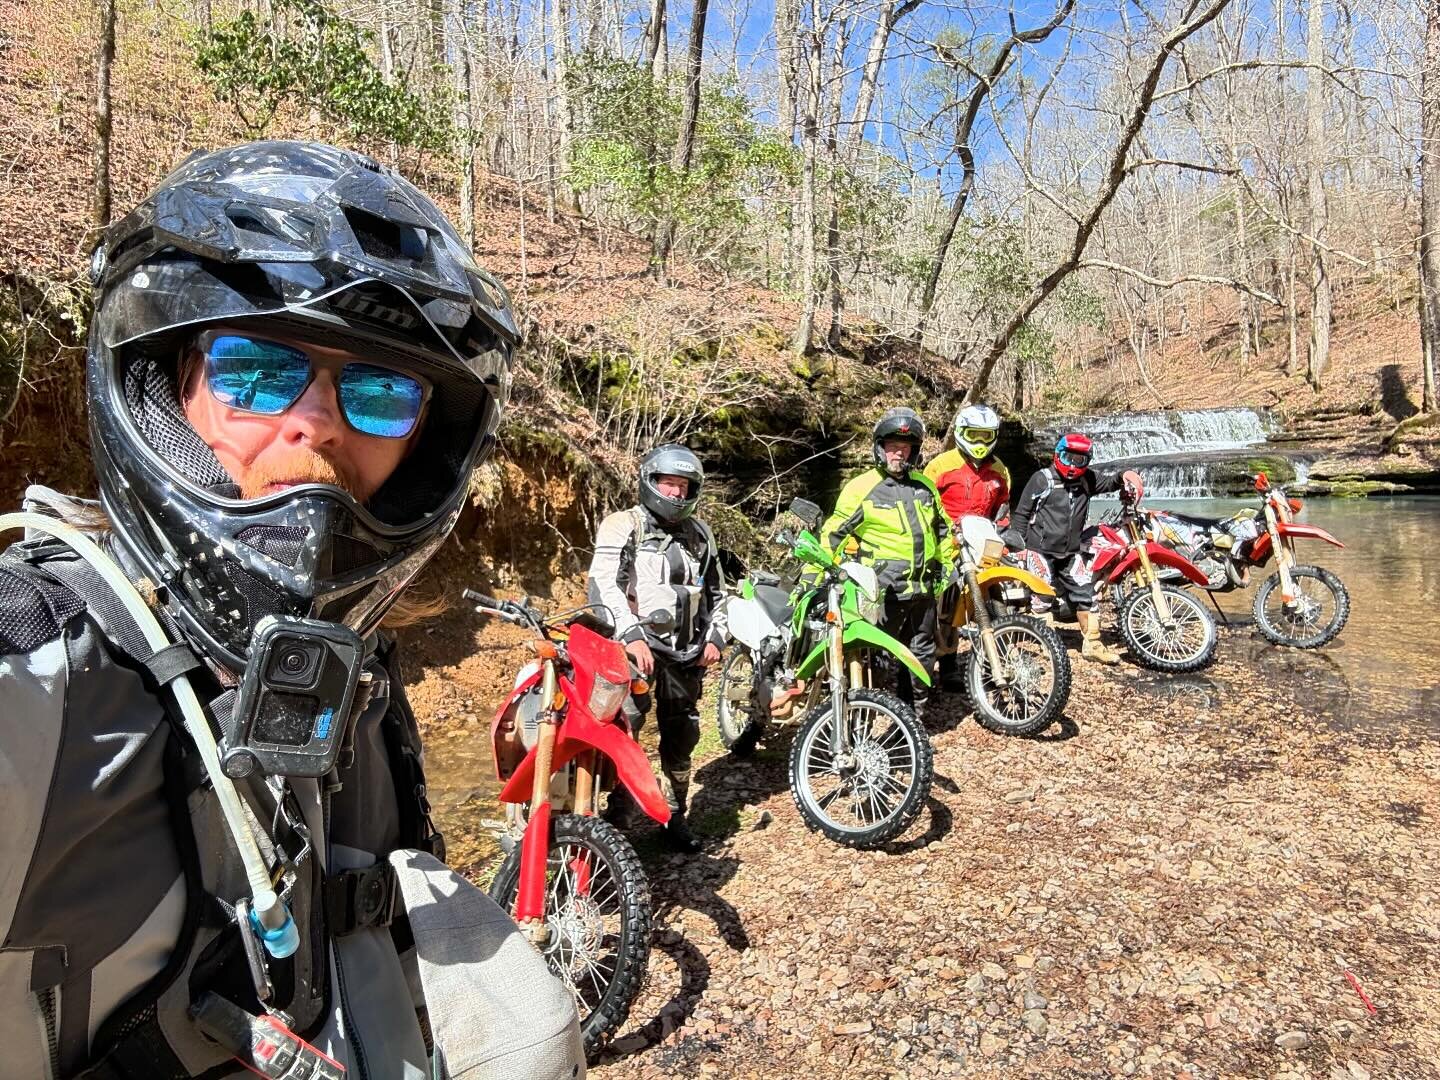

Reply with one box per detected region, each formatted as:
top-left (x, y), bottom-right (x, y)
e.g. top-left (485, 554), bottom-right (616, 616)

top-left (0, 142), bottom-right (582, 1079)
top-left (586, 445), bottom-right (726, 853)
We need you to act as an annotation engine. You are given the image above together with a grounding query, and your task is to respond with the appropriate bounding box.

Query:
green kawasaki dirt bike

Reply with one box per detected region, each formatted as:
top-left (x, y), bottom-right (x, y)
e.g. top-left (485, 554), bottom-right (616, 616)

top-left (715, 498), bottom-right (934, 848)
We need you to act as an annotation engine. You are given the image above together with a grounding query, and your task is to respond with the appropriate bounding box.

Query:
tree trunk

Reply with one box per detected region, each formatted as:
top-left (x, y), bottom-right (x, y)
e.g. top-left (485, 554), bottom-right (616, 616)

top-left (93, 0), bottom-right (116, 230)
top-left (1304, 0), bottom-right (1331, 390)
top-left (823, 14), bottom-right (851, 350)
top-left (642, 0), bottom-right (666, 78)
top-left (195, 0), bottom-right (211, 33)
top-left (1421, 0), bottom-right (1440, 413)
top-left (791, 18), bottom-right (821, 354)
top-left (450, 0), bottom-right (475, 249)
top-left (651, 0), bottom-right (710, 276)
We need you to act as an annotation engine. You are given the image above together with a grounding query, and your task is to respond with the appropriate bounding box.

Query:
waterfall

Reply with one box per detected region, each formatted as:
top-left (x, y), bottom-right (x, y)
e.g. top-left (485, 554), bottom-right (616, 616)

top-left (1032, 407), bottom-right (1278, 499)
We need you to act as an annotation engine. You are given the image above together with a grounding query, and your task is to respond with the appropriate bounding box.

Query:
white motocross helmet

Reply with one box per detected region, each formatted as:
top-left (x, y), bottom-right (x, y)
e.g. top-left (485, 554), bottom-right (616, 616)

top-left (954, 404), bottom-right (1001, 462)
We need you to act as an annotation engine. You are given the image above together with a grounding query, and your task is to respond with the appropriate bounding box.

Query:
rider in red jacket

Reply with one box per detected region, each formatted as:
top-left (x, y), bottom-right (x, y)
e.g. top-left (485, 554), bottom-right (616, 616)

top-left (924, 405), bottom-right (1010, 688)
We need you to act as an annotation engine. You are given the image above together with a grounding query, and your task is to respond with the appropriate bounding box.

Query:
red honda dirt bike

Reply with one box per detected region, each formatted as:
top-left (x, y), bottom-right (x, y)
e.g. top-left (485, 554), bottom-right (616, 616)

top-left (466, 589), bottom-right (668, 1058)
top-left (1090, 476), bottom-right (1219, 672)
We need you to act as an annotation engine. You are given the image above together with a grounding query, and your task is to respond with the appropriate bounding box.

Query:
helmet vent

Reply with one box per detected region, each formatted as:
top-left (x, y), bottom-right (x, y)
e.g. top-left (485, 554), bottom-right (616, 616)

top-left (236, 524), bottom-right (310, 567)
top-left (330, 533), bottom-right (384, 574)
top-left (345, 206), bottom-right (427, 264)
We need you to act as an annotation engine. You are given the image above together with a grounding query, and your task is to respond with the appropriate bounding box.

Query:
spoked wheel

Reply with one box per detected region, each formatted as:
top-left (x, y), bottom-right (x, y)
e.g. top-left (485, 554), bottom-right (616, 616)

top-left (715, 647), bottom-right (762, 756)
top-left (789, 688), bottom-right (933, 849)
top-left (1252, 565), bottom-right (1349, 648)
top-left (489, 813), bottom-right (651, 1059)
top-left (1119, 584), bottom-right (1218, 672)
top-left (966, 614), bottom-right (1072, 737)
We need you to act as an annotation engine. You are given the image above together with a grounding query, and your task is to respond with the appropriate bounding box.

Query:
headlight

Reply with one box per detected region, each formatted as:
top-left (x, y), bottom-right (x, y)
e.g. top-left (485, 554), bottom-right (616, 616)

top-left (587, 673), bottom-right (630, 722)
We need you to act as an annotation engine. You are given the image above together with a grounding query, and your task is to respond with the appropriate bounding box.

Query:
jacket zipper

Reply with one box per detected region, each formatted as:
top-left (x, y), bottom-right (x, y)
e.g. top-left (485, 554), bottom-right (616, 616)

top-left (38, 986), bottom-right (60, 1079)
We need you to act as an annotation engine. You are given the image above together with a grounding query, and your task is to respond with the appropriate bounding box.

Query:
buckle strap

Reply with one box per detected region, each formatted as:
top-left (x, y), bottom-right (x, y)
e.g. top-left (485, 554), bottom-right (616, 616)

top-left (143, 642), bottom-right (205, 688)
top-left (323, 863), bottom-right (399, 937)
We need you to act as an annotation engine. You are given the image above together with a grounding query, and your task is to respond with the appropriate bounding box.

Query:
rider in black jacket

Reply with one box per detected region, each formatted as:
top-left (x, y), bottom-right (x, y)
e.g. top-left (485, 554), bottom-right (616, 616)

top-left (1003, 432), bottom-right (1125, 663)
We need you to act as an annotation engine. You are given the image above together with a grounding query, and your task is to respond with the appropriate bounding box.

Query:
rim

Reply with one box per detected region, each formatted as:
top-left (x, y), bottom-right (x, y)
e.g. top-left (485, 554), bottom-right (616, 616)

top-left (718, 650), bottom-right (757, 740)
top-left (535, 838), bottom-right (628, 1019)
top-left (796, 699), bottom-right (920, 833)
top-left (1263, 571), bottom-right (1338, 640)
top-left (973, 624), bottom-right (1057, 724)
top-left (1125, 588), bottom-right (1211, 662)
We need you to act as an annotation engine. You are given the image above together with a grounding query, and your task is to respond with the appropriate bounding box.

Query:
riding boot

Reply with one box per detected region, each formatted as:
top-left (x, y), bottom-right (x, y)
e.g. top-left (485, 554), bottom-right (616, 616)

top-left (1077, 610), bottom-right (1122, 664)
top-left (937, 652), bottom-right (964, 693)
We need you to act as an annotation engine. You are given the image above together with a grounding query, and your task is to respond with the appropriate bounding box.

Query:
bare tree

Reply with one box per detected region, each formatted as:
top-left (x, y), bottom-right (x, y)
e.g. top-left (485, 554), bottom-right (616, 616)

top-left (652, 0), bottom-right (713, 275)
top-left (1420, 0), bottom-right (1440, 414)
top-left (1305, 0), bottom-right (1332, 389)
top-left (964, 0), bottom-right (1238, 405)
top-left (93, 0), bottom-right (117, 230)
top-left (914, 0), bottom-right (1077, 339)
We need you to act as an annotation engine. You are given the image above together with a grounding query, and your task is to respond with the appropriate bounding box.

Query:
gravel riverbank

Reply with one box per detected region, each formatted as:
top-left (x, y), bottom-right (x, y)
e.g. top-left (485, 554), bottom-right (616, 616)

top-left (576, 643), bottom-right (1439, 1079)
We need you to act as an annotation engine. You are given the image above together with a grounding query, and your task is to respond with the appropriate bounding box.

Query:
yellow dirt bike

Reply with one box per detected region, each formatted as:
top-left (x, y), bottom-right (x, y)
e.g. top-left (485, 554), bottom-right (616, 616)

top-left (944, 516), bottom-right (1071, 737)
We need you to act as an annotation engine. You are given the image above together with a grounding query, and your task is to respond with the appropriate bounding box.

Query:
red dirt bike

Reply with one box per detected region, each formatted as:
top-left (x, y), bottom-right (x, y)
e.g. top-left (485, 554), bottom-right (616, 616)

top-left (1149, 473), bottom-right (1350, 649)
top-left (466, 589), bottom-right (668, 1058)
top-left (1090, 475), bottom-right (1220, 672)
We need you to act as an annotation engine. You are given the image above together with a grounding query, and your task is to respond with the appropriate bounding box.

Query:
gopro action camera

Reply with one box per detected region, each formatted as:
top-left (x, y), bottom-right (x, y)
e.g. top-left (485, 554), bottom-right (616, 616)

top-left (222, 615), bottom-right (365, 778)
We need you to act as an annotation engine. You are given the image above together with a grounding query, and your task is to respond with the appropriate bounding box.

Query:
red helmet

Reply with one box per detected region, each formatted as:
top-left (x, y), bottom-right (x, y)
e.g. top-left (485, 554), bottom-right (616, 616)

top-left (1053, 432), bottom-right (1093, 480)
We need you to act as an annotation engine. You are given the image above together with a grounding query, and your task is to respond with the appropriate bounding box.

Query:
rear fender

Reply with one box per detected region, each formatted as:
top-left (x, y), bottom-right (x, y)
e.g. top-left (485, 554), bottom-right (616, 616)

top-left (795, 619), bottom-right (931, 686)
top-left (499, 682), bottom-right (670, 824)
top-left (1278, 522), bottom-right (1345, 549)
top-left (1107, 543), bottom-right (1210, 587)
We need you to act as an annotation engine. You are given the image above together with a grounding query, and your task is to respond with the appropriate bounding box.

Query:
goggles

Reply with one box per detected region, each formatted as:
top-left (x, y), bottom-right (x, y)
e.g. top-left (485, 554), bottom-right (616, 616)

top-left (960, 426), bottom-right (998, 445)
top-left (1057, 448), bottom-right (1091, 468)
top-left (198, 331), bottom-right (430, 439)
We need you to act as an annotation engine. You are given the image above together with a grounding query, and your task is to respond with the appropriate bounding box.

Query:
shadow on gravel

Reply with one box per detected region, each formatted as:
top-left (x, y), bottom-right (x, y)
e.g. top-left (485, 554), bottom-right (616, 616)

top-left (873, 796), bottom-right (953, 855)
top-left (1032, 713), bottom-right (1081, 742)
top-left (594, 932), bottom-right (712, 1064)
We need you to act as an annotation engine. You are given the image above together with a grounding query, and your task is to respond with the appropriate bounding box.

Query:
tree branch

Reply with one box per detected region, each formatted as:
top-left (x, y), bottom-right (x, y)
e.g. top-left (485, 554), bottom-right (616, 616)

top-left (1123, 158), bottom-right (1237, 176)
top-left (1078, 260), bottom-right (1281, 305)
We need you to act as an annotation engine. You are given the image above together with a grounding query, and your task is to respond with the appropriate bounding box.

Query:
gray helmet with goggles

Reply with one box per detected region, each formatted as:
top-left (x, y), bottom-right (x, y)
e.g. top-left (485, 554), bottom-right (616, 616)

top-left (87, 140), bottom-right (519, 669)
top-left (639, 444), bottom-right (703, 523)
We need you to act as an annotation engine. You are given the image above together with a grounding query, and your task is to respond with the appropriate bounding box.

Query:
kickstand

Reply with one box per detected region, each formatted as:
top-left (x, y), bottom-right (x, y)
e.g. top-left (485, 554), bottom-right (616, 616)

top-left (1206, 591), bottom-right (1229, 626)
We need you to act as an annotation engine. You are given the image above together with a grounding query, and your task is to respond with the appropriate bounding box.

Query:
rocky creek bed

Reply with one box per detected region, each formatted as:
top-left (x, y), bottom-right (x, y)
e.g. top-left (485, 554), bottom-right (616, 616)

top-left (404, 616), bottom-right (1439, 1080)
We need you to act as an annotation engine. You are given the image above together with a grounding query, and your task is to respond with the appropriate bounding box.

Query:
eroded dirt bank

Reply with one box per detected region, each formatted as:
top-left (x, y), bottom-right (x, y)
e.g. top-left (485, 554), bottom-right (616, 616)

top-left (403, 613), bottom-right (1438, 1080)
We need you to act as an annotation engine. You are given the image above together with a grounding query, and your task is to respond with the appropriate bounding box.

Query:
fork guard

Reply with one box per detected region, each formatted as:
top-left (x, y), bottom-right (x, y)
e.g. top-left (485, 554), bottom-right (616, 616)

top-left (794, 619), bottom-right (931, 687)
top-left (498, 691), bottom-right (671, 826)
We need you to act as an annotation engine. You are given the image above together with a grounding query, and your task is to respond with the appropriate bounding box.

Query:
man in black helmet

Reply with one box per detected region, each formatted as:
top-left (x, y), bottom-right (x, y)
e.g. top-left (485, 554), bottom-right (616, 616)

top-left (586, 444), bottom-right (727, 854)
top-left (0, 143), bottom-right (582, 1078)
top-left (818, 407), bottom-right (951, 721)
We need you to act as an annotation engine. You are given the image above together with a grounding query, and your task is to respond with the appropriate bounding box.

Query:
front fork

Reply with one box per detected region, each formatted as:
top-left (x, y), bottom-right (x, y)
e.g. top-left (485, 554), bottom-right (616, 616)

top-left (516, 658), bottom-right (559, 943)
top-left (1130, 520), bottom-right (1175, 624)
top-left (827, 586), bottom-right (851, 759)
top-left (967, 568), bottom-right (1008, 684)
top-left (1266, 502), bottom-right (1297, 602)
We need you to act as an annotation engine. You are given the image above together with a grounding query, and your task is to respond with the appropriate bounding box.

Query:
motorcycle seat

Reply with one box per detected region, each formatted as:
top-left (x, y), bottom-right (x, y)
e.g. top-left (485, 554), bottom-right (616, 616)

top-left (1166, 510), bottom-right (1225, 530)
top-left (753, 583), bottom-right (793, 627)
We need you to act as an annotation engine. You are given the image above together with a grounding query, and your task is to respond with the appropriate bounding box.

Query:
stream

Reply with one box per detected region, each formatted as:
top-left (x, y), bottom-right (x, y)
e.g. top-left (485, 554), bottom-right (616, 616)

top-left (1120, 494), bottom-right (1440, 737)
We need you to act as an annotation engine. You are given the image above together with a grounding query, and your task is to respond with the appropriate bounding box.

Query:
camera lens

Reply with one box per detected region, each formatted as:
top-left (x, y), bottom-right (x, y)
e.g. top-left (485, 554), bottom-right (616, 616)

top-left (266, 636), bottom-right (324, 689)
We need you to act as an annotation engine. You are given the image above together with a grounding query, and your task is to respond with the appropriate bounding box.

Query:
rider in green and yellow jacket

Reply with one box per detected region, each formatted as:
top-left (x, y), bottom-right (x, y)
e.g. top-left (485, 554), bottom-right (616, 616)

top-left (820, 407), bottom-right (951, 720)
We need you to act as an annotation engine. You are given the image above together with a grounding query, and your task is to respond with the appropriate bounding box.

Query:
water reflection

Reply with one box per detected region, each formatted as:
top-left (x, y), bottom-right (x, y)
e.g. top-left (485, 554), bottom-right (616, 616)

top-left (1131, 495), bottom-right (1440, 736)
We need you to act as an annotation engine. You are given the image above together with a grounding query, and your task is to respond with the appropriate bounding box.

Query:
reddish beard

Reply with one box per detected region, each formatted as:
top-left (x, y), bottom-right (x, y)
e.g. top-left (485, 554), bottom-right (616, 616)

top-left (239, 449), bottom-right (365, 501)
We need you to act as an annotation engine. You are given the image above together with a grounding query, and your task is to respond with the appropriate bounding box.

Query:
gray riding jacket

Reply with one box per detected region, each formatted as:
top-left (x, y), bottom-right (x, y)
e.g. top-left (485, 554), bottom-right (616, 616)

top-left (0, 515), bottom-right (582, 1079)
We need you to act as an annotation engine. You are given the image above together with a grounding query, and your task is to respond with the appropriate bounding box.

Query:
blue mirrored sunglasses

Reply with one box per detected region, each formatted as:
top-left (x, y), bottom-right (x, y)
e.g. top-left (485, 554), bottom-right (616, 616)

top-left (199, 332), bottom-right (429, 439)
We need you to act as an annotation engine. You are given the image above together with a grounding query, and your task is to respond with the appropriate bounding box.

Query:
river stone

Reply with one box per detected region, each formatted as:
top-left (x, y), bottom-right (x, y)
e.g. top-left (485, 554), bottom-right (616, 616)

top-left (965, 973), bottom-right (988, 994)
top-left (1024, 990), bottom-right (1049, 1011)
top-left (1275, 1030), bottom-right (1311, 1050)
top-left (1022, 1009), bottom-right (1049, 1037)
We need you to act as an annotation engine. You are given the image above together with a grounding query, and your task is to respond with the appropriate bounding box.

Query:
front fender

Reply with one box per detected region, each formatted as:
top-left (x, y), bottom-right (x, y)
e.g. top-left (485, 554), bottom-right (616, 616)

top-left (795, 620), bottom-right (932, 686)
top-left (499, 690), bottom-right (671, 824)
top-left (1278, 522), bottom-right (1345, 549)
top-left (975, 565), bottom-right (1055, 597)
top-left (1107, 543), bottom-right (1210, 587)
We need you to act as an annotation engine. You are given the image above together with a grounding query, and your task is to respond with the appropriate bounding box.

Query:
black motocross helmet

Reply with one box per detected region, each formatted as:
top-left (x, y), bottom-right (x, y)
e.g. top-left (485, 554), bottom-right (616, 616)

top-left (87, 141), bottom-right (519, 670)
top-left (872, 407), bottom-right (925, 474)
top-left (639, 444), bottom-right (703, 523)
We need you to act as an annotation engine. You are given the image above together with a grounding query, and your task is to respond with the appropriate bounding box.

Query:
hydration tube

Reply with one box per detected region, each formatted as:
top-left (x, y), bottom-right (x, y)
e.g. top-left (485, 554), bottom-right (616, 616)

top-left (0, 512), bottom-right (298, 958)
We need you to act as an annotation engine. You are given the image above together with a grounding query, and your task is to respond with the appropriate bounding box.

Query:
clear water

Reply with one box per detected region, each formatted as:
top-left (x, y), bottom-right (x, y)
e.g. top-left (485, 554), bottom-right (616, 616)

top-left (1115, 495), bottom-right (1440, 736)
